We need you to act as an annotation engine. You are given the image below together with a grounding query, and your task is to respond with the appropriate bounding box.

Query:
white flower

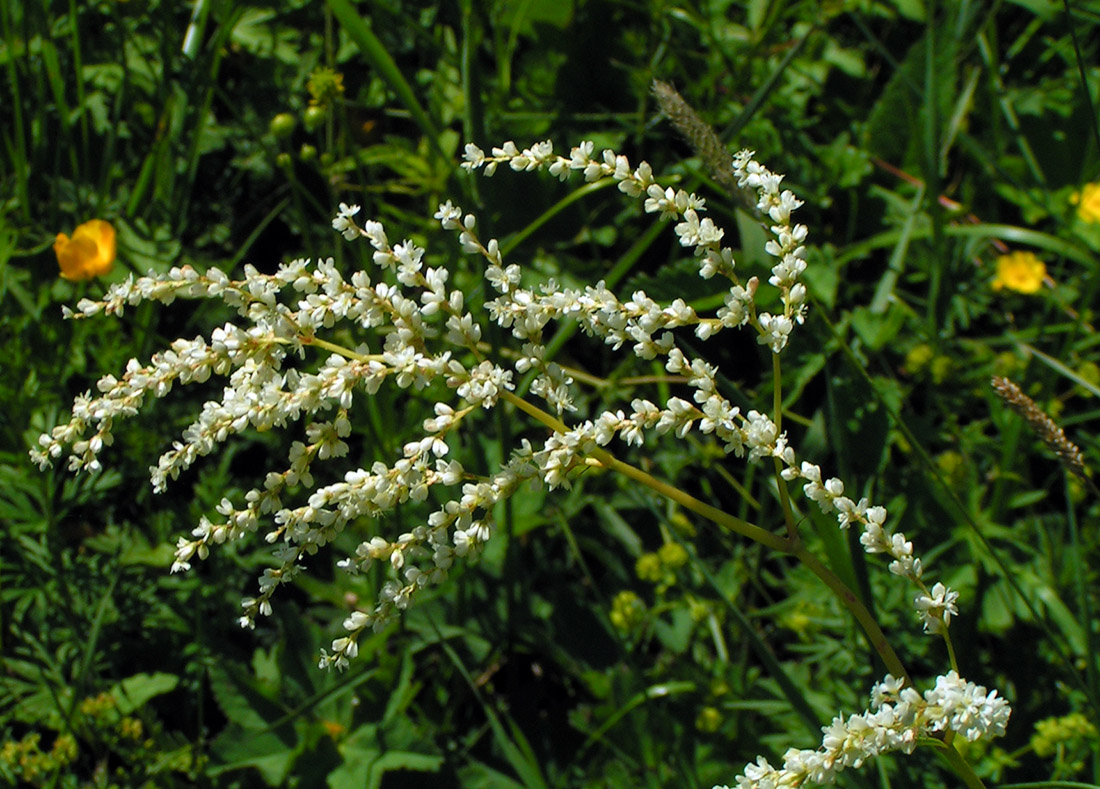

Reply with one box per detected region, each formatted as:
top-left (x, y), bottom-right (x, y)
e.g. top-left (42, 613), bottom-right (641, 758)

top-left (743, 410), bottom-right (778, 461)
top-left (461, 143), bottom-right (486, 171)
top-left (332, 203), bottom-right (362, 240)
top-left (757, 312), bottom-right (794, 353)
top-left (433, 200), bottom-right (462, 230)
top-left (674, 210), bottom-right (724, 249)
top-left (914, 582), bottom-right (959, 634)
top-left (722, 672), bottom-right (1010, 789)
top-left (923, 671), bottom-right (1012, 742)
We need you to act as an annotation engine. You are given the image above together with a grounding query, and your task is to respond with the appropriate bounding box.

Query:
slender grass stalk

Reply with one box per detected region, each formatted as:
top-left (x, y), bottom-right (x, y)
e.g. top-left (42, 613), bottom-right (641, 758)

top-left (0, 1), bottom-right (30, 221)
top-left (66, 0), bottom-right (89, 177)
top-left (934, 740), bottom-right (988, 789)
top-left (326, 0), bottom-right (446, 162)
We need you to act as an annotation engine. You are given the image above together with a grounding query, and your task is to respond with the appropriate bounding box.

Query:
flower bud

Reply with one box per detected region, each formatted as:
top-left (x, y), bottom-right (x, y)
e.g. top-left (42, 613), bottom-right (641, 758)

top-left (269, 112), bottom-right (296, 138)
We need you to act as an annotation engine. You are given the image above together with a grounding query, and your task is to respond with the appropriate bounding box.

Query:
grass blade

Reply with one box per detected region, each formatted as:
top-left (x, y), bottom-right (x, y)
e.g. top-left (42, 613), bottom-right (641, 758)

top-left (326, 0), bottom-right (445, 161)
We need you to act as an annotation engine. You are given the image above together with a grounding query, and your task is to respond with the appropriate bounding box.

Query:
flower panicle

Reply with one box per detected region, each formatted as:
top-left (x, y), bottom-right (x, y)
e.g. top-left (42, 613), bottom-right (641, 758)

top-left (33, 128), bottom-right (1016, 789)
top-left (33, 238), bottom-right (516, 637)
top-left (460, 137), bottom-right (809, 353)
top-left (717, 671), bottom-right (1011, 789)
top-left (779, 461), bottom-right (956, 635)
top-left (455, 138), bottom-right (952, 636)
top-left (39, 137), bottom-right (961, 690)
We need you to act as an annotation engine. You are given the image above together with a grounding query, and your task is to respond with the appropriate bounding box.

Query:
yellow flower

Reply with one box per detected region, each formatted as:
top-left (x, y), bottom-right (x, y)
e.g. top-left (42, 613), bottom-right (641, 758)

top-left (609, 590), bottom-right (646, 632)
top-left (1070, 182), bottom-right (1100, 224)
top-left (695, 706), bottom-right (722, 733)
top-left (54, 219), bottom-right (116, 281)
top-left (657, 541), bottom-right (688, 569)
top-left (307, 66), bottom-right (345, 107)
top-left (992, 250), bottom-right (1045, 294)
top-left (635, 552), bottom-right (663, 583)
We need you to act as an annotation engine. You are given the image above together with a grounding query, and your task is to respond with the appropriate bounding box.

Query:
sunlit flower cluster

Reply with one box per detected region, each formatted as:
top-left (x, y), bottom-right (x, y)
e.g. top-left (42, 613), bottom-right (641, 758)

top-left (461, 141), bottom-right (809, 353)
top-left (33, 138), bottom-right (1009, 779)
top-left (461, 140), bottom-right (959, 637)
top-left (718, 671), bottom-right (1010, 788)
top-left (33, 141), bottom-right (961, 657)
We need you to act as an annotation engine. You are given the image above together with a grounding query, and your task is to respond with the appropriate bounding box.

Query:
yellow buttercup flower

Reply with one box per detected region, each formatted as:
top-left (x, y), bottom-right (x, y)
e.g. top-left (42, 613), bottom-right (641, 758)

top-left (307, 66), bottom-right (345, 108)
top-left (609, 590), bottom-right (645, 632)
top-left (657, 541), bottom-right (688, 569)
top-left (992, 250), bottom-right (1045, 294)
top-left (1070, 182), bottom-right (1100, 224)
top-left (54, 219), bottom-right (116, 281)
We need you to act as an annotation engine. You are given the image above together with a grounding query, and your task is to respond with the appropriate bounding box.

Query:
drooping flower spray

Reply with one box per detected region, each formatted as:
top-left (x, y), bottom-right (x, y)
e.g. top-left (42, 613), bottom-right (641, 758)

top-left (34, 110), bottom-right (1010, 786)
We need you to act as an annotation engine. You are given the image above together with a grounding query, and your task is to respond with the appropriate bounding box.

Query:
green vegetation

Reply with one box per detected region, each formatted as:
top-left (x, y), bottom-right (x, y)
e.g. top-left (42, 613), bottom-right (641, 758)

top-left (2, 1), bottom-right (1099, 786)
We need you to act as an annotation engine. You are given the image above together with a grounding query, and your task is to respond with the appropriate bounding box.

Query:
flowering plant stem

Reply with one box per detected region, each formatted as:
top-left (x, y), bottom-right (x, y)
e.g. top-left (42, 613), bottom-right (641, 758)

top-left (501, 388), bottom-right (910, 681)
top-left (306, 329), bottom-right (922, 686)
top-left (503, 387), bottom-right (989, 787)
top-left (935, 739), bottom-right (988, 789)
top-left (34, 137), bottom-right (1012, 787)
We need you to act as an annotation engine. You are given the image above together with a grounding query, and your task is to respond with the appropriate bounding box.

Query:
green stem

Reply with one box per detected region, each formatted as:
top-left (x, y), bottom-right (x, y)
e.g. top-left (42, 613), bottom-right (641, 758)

top-left (935, 739), bottom-right (988, 789)
top-left (794, 546), bottom-right (910, 683)
top-left (598, 449), bottom-right (789, 553)
top-left (304, 331), bottom-right (912, 691)
top-left (306, 335), bottom-right (372, 361)
top-left (944, 630), bottom-right (959, 674)
top-left (501, 391), bottom-right (790, 552)
top-left (771, 352), bottom-right (799, 541)
top-left (500, 389), bottom-right (913, 683)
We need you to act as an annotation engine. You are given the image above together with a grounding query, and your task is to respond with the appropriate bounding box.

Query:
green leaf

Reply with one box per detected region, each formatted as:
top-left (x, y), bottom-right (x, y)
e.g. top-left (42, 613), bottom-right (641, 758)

top-left (850, 304), bottom-right (905, 350)
top-left (1005, 0), bottom-right (1058, 20)
top-left (230, 7), bottom-right (302, 64)
top-left (735, 207), bottom-right (771, 271)
top-left (456, 762), bottom-right (529, 789)
top-left (326, 0), bottom-right (444, 160)
top-left (208, 662), bottom-right (287, 731)
top-left (328, 719), bottom-right (443, 789)
top-left (111, 672), bottom-right (180, 715)
top-left (1025, 571), bottom-right (1087, 656)
top-left (654, 607), bottom-right (694, 654)
top-left (497, 0), bottom-right (574, 34)
top-left (1006, 488), bottom-right (1050, 509)
top-left (864, 32), bottom-right (955, 166)
top-left (115, 218), bottom-right (182, 276)
top-left (211, 723), bottom-right (298, 785)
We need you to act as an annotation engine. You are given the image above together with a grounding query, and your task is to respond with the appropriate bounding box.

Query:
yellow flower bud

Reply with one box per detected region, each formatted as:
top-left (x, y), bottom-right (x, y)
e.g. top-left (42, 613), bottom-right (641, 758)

top-left (695, 706), bottom-right (722, 733)
top-left (635, 552), bottom-right (663, 583)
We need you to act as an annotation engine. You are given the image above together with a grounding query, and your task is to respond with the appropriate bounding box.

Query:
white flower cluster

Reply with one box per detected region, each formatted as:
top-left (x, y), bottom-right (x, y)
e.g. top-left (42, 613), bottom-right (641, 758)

top-left (718, 671), bottom-right (1011, 788)
top-left (32, 138), bottom-right (961, 674)
top-left (461, 140), bottom-right (808, 353)
top-left (782, 460), bottom-right (960, 634)
top-left (458, 139), bottom-right (959, 636)
top-left (30, 243), bottom-right (528, 666)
